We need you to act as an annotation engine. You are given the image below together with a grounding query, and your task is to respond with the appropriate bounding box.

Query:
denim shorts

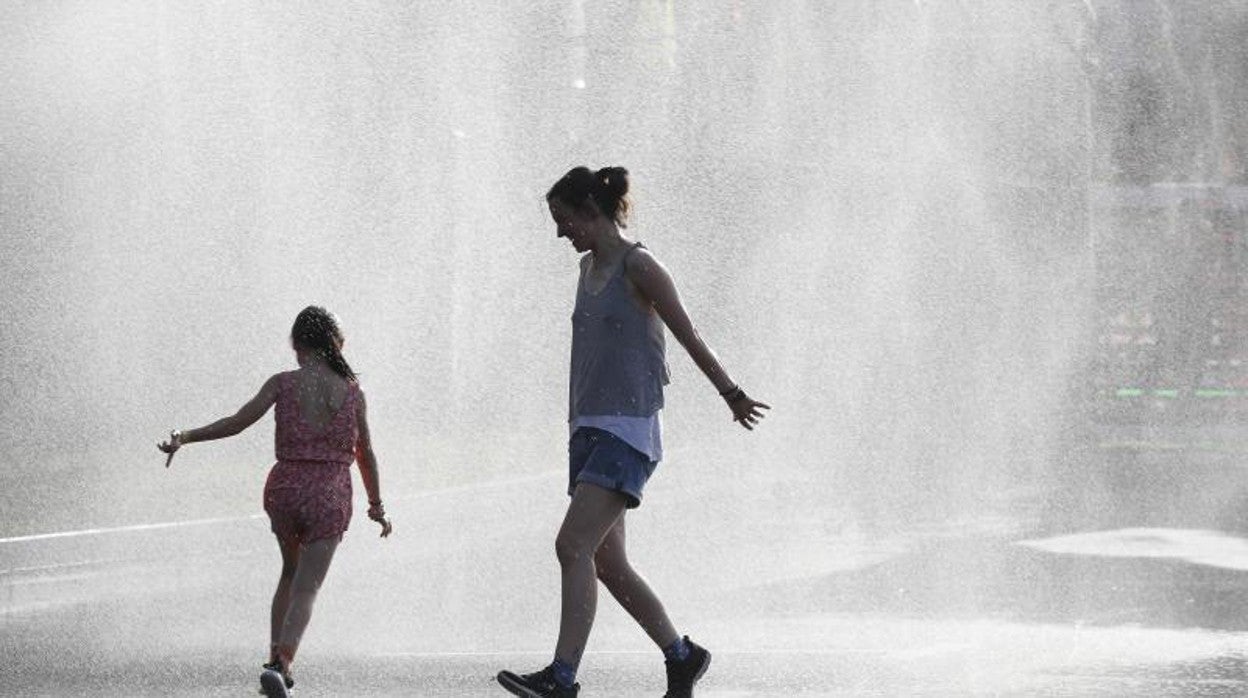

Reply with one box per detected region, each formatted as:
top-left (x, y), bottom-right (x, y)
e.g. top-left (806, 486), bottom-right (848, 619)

top-left (568, 427), bottom-right (657, 509)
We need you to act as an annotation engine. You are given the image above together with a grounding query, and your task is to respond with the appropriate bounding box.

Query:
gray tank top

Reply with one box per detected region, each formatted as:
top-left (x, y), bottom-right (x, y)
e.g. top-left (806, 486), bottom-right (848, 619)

top-left (569, 242), bottom-right (671, 420)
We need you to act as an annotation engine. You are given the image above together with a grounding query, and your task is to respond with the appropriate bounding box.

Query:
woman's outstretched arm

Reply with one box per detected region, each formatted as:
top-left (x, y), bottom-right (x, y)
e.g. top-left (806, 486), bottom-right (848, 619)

top-left (626, 248), bottom-right (771, 429)
top-left (158, 374), bottom-right (282, 464)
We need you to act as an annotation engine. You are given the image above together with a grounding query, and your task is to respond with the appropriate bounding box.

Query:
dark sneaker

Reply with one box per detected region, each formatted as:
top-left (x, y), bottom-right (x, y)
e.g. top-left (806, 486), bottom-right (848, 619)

top-left (664, 636), bottom-right (711, 697)
top-left (261, 661), bottom-right (294, 690)
top-left (496, 665), bottom-right (580, 697)
top-left (259, 668), bottom-right (290, 698)
top-left (259, 658), bottom-right (294, 697)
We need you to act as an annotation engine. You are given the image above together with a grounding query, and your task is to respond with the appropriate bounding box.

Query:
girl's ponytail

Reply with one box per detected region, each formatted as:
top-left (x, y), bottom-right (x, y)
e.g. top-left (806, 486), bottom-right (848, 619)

top-left (321, 343), bottom-right (357, 382)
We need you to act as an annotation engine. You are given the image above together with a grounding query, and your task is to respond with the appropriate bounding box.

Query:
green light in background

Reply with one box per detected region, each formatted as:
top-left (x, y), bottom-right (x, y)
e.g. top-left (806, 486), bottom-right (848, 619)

top-left (1112, 387), bottom-right (1243, 399)
top-left (1195, 389), bottom-right (1238, 398)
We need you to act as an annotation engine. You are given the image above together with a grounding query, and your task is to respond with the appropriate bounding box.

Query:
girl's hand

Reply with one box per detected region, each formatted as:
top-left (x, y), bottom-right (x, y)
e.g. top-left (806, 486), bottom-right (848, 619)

top-left (368, 501), bottom-right (393, 538)
top-left (157, 430), bottom-right (183, 468)
top-left (723, 389), bottom-right (770, 430)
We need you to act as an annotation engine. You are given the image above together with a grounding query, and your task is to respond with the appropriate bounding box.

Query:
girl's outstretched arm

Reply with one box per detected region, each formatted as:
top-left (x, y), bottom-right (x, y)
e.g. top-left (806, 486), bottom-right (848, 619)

top-left (625, 248), bottom-right (771, 430)
top-left (158, 374), bottom-right (282, 465)
top-left (354, 390), bottom-right (393, 537)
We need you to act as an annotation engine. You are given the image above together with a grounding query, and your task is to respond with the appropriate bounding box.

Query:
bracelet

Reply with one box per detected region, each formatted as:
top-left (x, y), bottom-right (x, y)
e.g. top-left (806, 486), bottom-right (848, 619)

top-left (718, 384), bottom-right (739, 396)
top-left (721, 387), bottom-right (747, 403)
top-left (369, 500), bottom-right (383, 507)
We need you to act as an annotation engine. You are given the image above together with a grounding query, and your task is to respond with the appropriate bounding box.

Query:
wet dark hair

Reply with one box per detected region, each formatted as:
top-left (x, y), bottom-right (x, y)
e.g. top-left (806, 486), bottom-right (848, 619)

top-left (546, 166), bottom-right (631, 227)
top-left (291, 306), bottom-right (357, 382)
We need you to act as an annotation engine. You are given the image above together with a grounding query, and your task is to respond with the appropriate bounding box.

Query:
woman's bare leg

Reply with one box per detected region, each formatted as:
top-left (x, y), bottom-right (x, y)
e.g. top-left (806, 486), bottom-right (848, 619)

top-left (275, 536), bottom-right (339, 667)
top-left (270, 537), bottom-right (301, 662)
top-left (553, 483), bottom-right (630, 667)
top-left (594, 514), bottom-right (680, 648)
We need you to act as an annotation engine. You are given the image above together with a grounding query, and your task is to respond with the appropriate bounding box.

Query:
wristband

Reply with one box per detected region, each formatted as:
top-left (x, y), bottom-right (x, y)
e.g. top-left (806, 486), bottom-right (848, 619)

top-left (722, 387), bottom-right (746, 403)
top-left (718, 384), bottom-right (738, 396)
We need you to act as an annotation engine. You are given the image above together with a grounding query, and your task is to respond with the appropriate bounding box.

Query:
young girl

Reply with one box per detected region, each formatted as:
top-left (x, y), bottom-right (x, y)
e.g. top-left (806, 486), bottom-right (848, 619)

top-left (158, 305), bottom-right (393, 698)
top-left (497, 167), bottom-right (769, 698)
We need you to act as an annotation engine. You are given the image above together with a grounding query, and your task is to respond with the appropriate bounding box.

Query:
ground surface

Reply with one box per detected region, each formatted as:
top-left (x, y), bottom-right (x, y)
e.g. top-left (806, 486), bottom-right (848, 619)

top-left (6, 429), bottom-right (1248, 696)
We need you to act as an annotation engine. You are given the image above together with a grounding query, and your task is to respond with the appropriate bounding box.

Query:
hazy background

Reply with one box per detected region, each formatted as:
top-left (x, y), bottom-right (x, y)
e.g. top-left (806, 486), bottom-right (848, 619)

top-left (0, 1), bottom-right (1106, 531)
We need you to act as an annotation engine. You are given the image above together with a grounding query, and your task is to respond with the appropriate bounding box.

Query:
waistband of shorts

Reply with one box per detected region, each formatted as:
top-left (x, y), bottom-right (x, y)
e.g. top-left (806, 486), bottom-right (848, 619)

top-left (274, 458), bottom-right (352, 468)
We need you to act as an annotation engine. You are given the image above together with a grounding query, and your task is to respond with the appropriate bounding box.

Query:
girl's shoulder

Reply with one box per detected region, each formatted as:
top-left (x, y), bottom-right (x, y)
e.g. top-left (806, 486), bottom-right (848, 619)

top-left (250, 371), bottom-right (293, 405)
top-left (271, 369), bottom-right (302, 392)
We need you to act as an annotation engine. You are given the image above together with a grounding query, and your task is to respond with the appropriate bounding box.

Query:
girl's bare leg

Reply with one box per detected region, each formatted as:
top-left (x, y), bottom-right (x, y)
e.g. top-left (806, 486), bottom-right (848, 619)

top-left (553, 483), bottom-right (630, 667)
top-left (275, 536), bottom-right (339, 667)
top-left (269, 537), bottom-right (301, 662)
top-left (594, 514), bottom-right (680, 648)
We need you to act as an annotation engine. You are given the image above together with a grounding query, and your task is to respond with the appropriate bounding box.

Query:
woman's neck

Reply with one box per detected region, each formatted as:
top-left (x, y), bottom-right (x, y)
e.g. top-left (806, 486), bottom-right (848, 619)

top-left (589, 228), bottom-right (632, 268)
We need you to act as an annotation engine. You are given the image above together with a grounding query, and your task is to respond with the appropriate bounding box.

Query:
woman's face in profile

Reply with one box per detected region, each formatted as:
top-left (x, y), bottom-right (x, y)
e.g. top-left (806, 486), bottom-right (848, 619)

top-left (549, 198), bottom-right (594, 253)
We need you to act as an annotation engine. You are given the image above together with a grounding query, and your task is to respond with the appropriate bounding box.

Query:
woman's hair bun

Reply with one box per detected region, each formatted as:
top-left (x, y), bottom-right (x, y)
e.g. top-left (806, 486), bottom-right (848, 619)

top-left (593, 167), bottom-right (630, 227)
top-left (595, 167), bottom-right (629, 199)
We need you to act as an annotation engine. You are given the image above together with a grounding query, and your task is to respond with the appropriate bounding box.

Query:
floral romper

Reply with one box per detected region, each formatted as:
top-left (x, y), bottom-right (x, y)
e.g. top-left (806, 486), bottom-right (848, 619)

top-left (263, 371), bottom-right (359, 545)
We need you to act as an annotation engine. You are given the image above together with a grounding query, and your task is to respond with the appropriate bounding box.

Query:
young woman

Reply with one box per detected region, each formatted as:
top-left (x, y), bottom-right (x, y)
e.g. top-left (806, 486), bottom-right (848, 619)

top-left (497, 167), bottom-right (769, 697)
top-left (158, 305), bottom-right (393, 698)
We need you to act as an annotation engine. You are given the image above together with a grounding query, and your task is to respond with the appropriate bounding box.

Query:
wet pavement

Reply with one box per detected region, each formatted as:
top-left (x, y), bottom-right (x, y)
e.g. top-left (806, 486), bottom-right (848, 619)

top-left (5, 431), bottom-right (1248, 696)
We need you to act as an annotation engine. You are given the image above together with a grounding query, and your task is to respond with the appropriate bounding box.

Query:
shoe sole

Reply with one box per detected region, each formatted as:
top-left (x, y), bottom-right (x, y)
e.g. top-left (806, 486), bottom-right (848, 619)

top-left (260, 669), bottom-right (290, 698)
top-left (496, 671), bottom-right (543, 697)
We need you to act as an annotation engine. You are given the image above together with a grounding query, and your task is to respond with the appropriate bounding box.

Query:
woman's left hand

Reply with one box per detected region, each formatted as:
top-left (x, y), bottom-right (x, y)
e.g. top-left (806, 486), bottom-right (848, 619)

top-left (157, 430), bottom-right (183, 467)
top-left (728, 393), bottom-right (771, 430)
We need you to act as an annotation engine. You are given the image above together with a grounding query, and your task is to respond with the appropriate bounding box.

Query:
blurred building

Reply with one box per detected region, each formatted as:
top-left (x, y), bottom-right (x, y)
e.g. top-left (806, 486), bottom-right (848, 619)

top-left (1086, 1), bottom-right (1248, 423)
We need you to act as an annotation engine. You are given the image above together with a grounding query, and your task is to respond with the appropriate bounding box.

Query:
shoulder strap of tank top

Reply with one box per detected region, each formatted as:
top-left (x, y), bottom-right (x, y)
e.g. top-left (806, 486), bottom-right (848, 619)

top-left (619, 241), bottom-right (645, 276)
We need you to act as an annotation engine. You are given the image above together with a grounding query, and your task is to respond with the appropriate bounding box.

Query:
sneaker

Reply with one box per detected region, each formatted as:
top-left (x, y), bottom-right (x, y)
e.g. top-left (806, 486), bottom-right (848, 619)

top-left (496, 665), bottom-right (580, 697)
top-left (663, 636), bottom-right (711, 698)
top-left (259, 668), bottom-right (290, 698)
top-left (259, 659), bottom-right (294, 697)
top-left (261, 661), bottom-right (294, 690)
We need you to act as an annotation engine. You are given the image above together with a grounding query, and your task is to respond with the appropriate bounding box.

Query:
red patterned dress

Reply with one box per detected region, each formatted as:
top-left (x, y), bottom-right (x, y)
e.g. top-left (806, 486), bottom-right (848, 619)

top-left (263, 371), bottom-right (359, 545)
